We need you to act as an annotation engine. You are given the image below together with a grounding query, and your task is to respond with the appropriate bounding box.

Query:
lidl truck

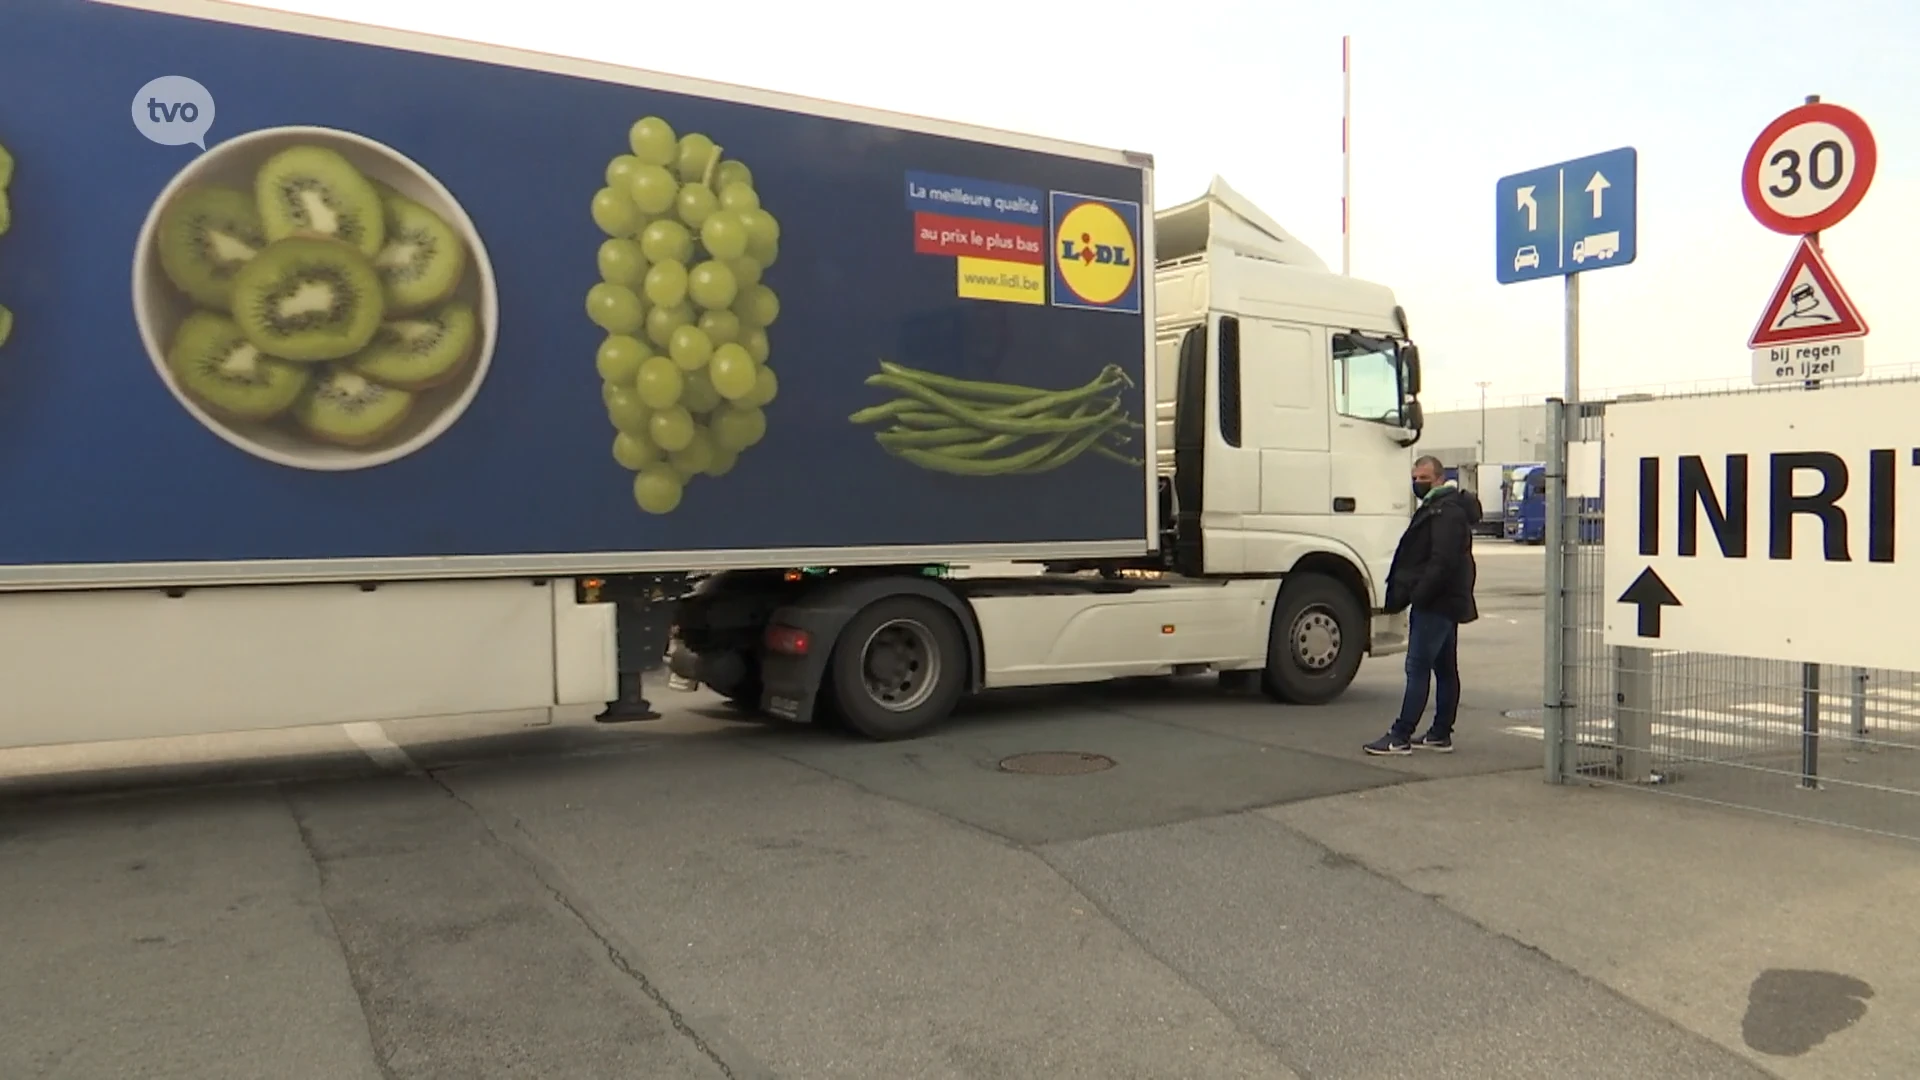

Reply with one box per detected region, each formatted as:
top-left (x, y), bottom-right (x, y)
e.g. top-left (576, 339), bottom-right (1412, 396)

top-left (0, 0), bottom-right (1425, 748)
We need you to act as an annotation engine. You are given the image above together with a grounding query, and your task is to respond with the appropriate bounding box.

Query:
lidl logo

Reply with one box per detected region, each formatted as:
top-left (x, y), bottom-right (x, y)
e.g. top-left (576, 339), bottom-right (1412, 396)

top-left (1049, 191), bottom-right (1142, 314)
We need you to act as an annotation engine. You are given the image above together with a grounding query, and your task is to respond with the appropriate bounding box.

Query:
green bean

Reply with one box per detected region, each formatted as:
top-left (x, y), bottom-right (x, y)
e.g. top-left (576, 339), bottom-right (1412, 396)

top-left (878, 360), bottom-right (1119, 400)
top-left (889, 409), bottom-right (965, 430)
top-left (883, 400), bottom-right (1121, 474)
top-left (1008, 420), bottom-right (1118, 474)
top-left (880, 398), bottom-right (1106, 452)
top-left (978, 375), bottom-right (1129, 420)
top-left (874, 361), bottom-right (1045, 403)
top-left (847, 398), bottom-right (924, 425)
top-left (856, 396), bottom-right (1123, 431)
top-left (879, 429), bottom-right (1028, 457)
top-left (863, 372), bottom-right (1124, 422)
top-left (875, 425), bottom-right (1010, 449)
top-left (861, 373), bottom-right (1121, 436)
top-left (887, 429), bottom-right (1081, 475)
top-left (1091, 444), bottom-right (1146, 468)
top-left (878, 360), bottom-right (1131, 407)
top-left (900, 389), bottom-right (1128, 430)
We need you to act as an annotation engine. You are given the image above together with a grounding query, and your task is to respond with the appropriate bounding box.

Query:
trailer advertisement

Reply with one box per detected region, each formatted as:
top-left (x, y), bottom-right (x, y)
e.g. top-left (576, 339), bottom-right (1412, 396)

top-left (0, 0), bottom-right (1153, 587)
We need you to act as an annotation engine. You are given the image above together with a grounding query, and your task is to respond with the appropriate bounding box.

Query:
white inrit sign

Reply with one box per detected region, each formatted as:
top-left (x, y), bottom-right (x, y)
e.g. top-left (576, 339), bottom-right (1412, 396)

top-left (1749, 237), bottom-right (1868, 385)
top-left (1602, 381), bottom-right (1920, 671)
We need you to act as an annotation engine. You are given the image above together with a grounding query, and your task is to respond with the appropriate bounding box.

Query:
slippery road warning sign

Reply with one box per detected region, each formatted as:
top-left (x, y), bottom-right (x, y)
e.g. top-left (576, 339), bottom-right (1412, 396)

top-left (1749, 237), bottom-right (1868, 385)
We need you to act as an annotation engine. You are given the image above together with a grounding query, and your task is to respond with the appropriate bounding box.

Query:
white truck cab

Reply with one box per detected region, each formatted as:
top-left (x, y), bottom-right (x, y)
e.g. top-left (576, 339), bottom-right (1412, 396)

top-left (1153, 177), bottom-right (1422, 593)
top-left (680, 178), bottom-right (1425, 738)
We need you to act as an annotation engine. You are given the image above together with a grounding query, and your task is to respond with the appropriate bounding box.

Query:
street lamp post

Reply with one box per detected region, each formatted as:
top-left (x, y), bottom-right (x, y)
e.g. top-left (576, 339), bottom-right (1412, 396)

top-left (1474, 380), bottom-right (1492, 464)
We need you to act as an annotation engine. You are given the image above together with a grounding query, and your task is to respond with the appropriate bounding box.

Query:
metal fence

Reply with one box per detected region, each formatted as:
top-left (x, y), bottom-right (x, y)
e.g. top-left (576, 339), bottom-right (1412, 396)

top-left (1542, 385), bottom-right (1920, 843)
top-left (1438, 360), bottom-right (1920, 412)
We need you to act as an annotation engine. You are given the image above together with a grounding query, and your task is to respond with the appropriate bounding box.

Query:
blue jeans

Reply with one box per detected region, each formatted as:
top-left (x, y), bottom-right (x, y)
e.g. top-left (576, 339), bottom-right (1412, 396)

top-left (1392, 608), bottom-right (1460, 741)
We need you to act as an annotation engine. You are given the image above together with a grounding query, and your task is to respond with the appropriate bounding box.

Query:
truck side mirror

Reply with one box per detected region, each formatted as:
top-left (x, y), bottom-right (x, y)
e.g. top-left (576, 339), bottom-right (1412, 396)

top-left (1400, 344), bottom-right (1422, 397)
top-left (1393, 400), bottom-right (1425, 447)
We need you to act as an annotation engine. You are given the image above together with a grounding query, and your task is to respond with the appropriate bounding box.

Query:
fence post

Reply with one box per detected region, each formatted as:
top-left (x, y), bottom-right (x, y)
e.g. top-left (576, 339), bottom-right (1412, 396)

top-left (1543, 398), bottom-right (1569, 783)
top-left (1801, 663), bottom-right (1822, 789)
top-left (1614, 646), bottom-right (1655, 784)
top-left (1849, 666), bottom-right (1869, 747)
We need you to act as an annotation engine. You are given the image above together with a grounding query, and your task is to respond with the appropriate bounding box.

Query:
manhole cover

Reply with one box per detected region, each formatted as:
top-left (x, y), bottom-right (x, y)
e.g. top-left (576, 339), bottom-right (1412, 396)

top-left (1503, 707), bottom-right (1544, 722)
top-left (998, 751), bottom-right (1116, 776)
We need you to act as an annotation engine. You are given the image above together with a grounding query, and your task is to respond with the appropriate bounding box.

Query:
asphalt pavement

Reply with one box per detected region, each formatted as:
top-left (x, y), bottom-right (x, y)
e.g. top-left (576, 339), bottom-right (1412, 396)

top-left (1, 542), bottom-right (1907, 1079)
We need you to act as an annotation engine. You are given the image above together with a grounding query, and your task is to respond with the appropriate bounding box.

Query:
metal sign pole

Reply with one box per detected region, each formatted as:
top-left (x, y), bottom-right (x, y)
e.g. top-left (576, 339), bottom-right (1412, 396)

top-left (1565, 273), bottom-right (1581, 404)
top-left (1797, 93), bottom-right (1824, 789)
top-left (1543, 398), bottom-right (1568, 782)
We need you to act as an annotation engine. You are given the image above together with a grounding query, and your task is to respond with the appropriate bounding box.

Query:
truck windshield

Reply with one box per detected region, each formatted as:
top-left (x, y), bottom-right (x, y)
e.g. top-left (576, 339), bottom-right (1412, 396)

top-left (1331, 333), bottom-right (1402, 426)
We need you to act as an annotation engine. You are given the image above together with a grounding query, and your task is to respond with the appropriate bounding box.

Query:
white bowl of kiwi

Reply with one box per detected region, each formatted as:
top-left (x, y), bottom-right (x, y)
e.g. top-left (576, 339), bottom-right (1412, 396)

top-left (132, 125), bottom-right (497, 471)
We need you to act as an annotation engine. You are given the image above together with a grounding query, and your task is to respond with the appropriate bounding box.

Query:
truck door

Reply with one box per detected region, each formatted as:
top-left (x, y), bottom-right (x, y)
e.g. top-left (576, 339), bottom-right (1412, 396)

top-left (1178, 314), bottom-right (1331, 573)
top-left (1234, 316), bottom-right (1333, 517)
top-left (1326, 330), bottom-right (1415, 556)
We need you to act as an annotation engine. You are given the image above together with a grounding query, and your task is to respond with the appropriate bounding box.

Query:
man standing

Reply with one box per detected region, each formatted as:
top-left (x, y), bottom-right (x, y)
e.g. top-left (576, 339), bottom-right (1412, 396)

top-left (1364, 454), bottom-right (1481, 755)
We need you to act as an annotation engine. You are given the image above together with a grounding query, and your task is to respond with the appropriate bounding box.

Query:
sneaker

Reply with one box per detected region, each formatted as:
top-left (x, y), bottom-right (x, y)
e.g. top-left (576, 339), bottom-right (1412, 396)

top-left (1413, 733), bottom-right (1454, 753)
top-left (1363, 734), bottom-right (1412, 756)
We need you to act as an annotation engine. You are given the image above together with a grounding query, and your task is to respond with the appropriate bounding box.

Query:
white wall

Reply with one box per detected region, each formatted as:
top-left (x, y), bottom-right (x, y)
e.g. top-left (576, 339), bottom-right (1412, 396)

top-left (1417, 404), bottom-right (1548, 466)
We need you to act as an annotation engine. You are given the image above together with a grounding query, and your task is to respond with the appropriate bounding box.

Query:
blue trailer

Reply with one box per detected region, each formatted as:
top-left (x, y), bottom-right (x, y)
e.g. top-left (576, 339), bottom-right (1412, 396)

top-left (0, 0), bottom-right (1427, 747)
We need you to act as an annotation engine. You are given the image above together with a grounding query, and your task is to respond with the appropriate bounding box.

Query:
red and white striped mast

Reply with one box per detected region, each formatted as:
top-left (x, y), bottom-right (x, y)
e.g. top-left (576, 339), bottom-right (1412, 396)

top-left (1341, 34), bottom-right (1352, 276)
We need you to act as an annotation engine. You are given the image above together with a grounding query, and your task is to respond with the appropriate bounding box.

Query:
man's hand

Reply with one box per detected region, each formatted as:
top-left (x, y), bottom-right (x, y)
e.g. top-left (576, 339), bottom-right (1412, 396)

top-left (1383, 584), bottom-right (1409, 615)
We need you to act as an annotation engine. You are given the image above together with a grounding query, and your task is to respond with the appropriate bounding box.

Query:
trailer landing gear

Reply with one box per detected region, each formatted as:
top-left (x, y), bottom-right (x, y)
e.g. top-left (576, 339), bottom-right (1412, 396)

top-left (595, 671), bottom-right (659, 723)
top-left (594, 578), bottom-right (682, 723)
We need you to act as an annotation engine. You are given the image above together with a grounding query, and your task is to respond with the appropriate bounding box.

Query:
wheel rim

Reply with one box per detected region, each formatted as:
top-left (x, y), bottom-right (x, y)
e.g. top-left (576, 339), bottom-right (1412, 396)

top-left (859, 617), bottom-right (941, 712)
top-left (1290, 605), bottom-right (1342, 672)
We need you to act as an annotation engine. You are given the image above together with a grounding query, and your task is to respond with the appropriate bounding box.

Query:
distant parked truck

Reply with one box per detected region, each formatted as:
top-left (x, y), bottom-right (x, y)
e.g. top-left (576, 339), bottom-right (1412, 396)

top-left (1504, 461), bottom-right (1606, 545)
top-left (1501, 463), bottom-right (1547, 544)
top-left (1444, 462), bottom-right (1504, 538)
top-left (1471, 462), bottom-right (1504, 536)
top-left (1571, 232), bottom-right (1620, 263)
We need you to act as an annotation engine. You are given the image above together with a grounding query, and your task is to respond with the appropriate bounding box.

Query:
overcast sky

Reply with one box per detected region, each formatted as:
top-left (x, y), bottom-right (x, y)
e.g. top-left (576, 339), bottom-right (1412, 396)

top-left (239, 0), bottom-right (1920, 412)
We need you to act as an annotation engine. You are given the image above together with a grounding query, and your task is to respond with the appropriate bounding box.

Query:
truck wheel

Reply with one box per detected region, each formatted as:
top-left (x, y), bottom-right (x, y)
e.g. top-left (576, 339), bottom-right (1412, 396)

top-left (827, 596), bottom-right (967, 740)
top-left (1262, 573), bottom-right (1366, 706)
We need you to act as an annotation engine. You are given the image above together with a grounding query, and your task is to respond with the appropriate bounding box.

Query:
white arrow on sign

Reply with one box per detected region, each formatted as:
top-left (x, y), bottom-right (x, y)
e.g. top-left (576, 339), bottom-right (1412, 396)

top-left (1586, 171), bottom-right (1610, 216)
top-left (1517, 185), bottom-right (1538, 231)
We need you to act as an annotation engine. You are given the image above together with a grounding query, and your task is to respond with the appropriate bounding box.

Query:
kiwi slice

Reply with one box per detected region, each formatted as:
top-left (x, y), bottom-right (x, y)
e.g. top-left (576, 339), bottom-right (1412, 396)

top-left (350, 301), bottom-right (477, 391)
top-left (166, 311), bottom-right (310, 421)
top-left (254, 145), bottom-right (385, 258)
top-left (155, 185), bottom-right (265, 310)
top-left (292, 367), bottom-right (415, 447)
top-left (372, 191), bottom-right (466, 313)
top-left (230, 236), bottom-right (386, 362)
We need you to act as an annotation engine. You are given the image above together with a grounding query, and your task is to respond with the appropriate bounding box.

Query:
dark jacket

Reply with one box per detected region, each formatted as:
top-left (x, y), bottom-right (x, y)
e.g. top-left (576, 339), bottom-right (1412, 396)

top-left (1384, 484), bottom-right (1481, 624)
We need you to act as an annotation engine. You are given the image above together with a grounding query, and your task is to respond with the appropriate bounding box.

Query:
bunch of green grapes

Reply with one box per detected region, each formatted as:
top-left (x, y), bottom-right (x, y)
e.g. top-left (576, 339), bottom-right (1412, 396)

top-left (0, 138), bottom-right (13, 349)
top-left (586, 115), bottom-right (782, 515)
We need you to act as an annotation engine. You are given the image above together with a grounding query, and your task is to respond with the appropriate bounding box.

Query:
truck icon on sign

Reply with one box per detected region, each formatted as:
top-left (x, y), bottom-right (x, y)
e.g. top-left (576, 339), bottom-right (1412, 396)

top-left (1571, 231), bottom-right (1620, 264)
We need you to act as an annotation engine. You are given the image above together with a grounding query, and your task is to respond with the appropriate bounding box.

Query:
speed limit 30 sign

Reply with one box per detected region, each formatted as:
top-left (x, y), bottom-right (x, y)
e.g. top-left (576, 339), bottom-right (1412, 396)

top-left (1742, 102), bottom-right (1877, 234)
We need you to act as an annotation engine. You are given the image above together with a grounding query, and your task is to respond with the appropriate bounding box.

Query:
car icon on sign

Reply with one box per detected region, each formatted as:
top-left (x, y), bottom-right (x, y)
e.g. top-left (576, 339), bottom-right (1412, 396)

top-left (1513, 245), bottom-right (1540, 272)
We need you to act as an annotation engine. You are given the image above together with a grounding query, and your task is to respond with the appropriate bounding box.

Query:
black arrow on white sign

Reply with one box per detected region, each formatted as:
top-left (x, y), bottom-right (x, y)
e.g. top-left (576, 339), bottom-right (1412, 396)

top-left (1617, 566), bottom-right (1682, 639)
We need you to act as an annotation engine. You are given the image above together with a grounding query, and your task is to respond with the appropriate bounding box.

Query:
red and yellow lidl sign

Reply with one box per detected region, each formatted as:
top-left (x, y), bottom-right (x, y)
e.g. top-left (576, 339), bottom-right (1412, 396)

top-left (1049, 192), bottom-right (1142, 314)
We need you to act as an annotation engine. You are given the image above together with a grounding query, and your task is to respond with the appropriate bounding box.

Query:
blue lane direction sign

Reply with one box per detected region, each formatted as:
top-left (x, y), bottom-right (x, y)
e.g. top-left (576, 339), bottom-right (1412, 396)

top-left (1495, 146), bottom-right (1638, 284)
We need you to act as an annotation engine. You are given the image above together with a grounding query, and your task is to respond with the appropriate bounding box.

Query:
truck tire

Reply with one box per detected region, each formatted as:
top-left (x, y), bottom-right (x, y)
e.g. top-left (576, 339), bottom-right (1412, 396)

top-left (1261, 573), bottom-right (1366, 706)
top-left (826, 595), bottom-right (968, 740)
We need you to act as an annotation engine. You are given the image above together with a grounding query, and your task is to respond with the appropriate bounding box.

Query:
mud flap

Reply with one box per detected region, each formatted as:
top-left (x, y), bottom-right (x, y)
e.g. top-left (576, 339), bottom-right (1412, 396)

top-left (756, 602), bottom-right (846, 724)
